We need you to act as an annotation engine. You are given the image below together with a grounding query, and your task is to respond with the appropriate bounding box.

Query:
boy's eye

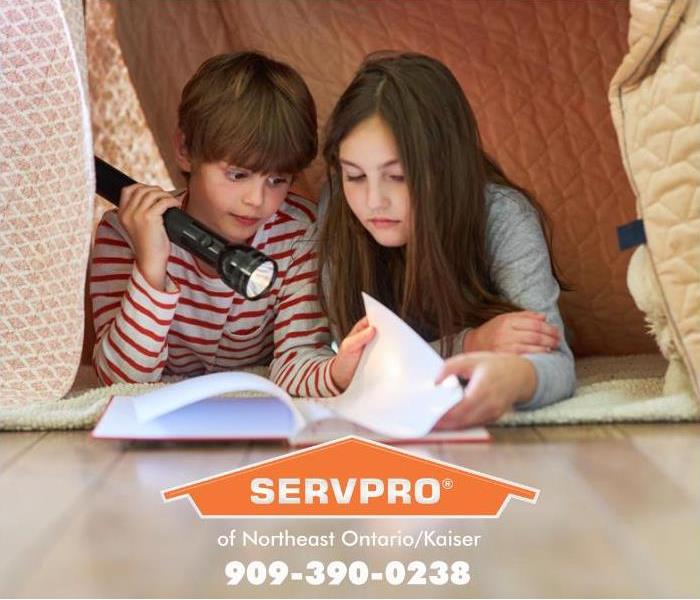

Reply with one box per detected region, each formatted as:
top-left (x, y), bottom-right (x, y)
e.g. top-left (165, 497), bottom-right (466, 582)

top-left (226, 169), bottom-right (249, 182)
top-left (267, 175), bottom-right (291, 186)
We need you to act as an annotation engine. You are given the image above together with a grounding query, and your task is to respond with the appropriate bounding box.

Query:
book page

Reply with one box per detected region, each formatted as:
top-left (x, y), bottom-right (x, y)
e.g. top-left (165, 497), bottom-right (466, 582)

top-left (290, 399), bottom-right (490, 446)
top-left (130, 371), bottom-right (302, 427)
top-left (93, 395), bottom-right (301, 440)
top-left (327, 293), bottom-right (465, 439)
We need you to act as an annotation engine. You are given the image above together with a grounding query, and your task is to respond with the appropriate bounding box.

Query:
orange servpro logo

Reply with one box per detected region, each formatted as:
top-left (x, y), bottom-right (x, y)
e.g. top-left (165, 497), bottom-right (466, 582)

top-left (162, 436), bottom-right (538, 518)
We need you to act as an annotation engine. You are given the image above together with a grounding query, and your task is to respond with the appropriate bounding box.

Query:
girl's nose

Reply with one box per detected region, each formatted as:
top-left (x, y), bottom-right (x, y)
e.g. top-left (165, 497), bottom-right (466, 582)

top-left (367, 182), bottom-right (388, 210)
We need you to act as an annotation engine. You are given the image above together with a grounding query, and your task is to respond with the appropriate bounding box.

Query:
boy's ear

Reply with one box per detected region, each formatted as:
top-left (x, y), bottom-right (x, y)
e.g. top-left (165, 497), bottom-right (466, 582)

top-left (173, 129), bottom-right (192, 173)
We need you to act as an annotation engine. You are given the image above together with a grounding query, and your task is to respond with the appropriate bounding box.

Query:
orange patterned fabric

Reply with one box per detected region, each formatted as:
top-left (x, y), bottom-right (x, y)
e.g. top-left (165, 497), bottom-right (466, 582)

top-left (82, 0), bottom-right (174, 364)
top-left (107, 0), bottom-right (656, 357)
top-left (0, 0), bottom-right (93, 404)
top-left (85, 0), bottom-right (172, 206)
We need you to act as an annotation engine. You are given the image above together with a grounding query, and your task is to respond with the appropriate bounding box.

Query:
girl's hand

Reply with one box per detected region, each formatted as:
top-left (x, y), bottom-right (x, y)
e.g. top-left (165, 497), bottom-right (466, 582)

top-left (433, 352), bottom-right (537, 428)
top-left (118, 184), bottom-right (182, 291)
top-left (464, 311), bottom-right (560, 354)
top-left (330, 316), bottom-right (376, 392)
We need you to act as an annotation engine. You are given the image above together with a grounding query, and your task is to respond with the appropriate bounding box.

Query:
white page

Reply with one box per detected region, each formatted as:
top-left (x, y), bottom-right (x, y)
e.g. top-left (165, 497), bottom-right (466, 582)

top-left (93, 395), bottom-right (301, 440)
top-left (131, 371), bottom-right (302, 428)
top-left (291, 399), bottom-right (488, 445)
top-left (293, 399), bottom-right (337, 423)
top-left (329, 293), bottom-right (464, 439)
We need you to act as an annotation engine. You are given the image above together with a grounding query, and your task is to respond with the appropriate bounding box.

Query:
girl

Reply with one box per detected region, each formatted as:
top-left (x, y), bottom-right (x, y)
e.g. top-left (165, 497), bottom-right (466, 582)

top-left (319, 52), bottom-right (576, 427)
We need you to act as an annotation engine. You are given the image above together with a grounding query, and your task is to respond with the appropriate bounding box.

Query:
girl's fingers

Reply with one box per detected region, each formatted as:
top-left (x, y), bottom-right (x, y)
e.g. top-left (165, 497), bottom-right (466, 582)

top-left (444, 375), bottom-right (502, 428)
top-left (512, 317), bottom-right (560, 342)
top-left (511, 343), bottom-right (551, 354)
top-left (519, 331), bottom-right (559, 348)
top-left (523, 320), bottom-right (558, 335)
top-left (434, 400), bottom-right (472, 430)
top-left (508, 310), bottom-right (547, 323)
top-left (434, 386), bottom-right (484, 429)
top-left (435, 353), bottom-right (483, 385)
top-left (514, 311), bottom-right (546, 322)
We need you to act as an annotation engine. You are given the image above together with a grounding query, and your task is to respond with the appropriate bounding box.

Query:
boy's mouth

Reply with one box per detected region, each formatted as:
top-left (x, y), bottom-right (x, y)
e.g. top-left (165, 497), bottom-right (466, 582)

top-left (231, 213), bottom-right (261, 227)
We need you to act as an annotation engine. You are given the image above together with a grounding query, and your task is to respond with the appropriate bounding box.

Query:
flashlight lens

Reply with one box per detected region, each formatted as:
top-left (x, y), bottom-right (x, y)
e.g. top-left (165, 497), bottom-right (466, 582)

top-left (246, 260), bottom-right (276, 299)
top-left (219, 247), bottom-right (277, 299)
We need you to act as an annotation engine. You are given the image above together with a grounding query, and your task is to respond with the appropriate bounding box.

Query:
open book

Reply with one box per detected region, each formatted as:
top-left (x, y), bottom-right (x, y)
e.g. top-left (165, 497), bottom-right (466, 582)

top-left (92, 293), bottom-right (490, 445)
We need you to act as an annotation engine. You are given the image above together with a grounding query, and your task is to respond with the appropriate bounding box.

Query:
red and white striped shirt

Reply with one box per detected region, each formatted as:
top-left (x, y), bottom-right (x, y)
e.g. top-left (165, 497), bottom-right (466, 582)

top-left (89, 194), bottom-right (339, 397)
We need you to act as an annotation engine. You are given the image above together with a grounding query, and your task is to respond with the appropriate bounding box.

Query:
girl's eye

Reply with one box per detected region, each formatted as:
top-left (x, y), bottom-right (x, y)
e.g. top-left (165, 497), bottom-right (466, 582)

top-left (344, 173), bottom-right (366, 182)
top-left (226, 170), bottom-right (249, 182)
top-left (389, 174), bottom-right (405, 182)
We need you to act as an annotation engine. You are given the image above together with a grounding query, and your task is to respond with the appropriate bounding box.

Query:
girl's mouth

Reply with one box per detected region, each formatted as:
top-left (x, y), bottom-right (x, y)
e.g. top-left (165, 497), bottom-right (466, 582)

top-left (368, 218), bottom-right (400, 229)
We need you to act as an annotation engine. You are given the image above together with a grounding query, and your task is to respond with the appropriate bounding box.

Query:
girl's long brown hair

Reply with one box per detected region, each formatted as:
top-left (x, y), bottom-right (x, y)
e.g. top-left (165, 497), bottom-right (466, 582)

top-left (319, 52), bottom-right (567, 353)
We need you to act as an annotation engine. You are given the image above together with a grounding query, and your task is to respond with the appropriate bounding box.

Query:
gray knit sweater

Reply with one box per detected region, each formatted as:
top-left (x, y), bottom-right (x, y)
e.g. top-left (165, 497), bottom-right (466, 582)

top-left (434, 183), bottom-right (576, 409)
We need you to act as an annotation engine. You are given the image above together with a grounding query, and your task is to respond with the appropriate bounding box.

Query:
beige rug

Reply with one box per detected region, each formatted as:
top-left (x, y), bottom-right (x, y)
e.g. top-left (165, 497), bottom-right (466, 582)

top-left (0, 354), bottom-right (697, 431)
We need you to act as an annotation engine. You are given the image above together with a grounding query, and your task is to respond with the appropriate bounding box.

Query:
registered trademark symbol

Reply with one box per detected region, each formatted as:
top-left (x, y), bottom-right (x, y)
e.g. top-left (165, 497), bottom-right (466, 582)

top-left (442, 478), bottom-right (454, 490)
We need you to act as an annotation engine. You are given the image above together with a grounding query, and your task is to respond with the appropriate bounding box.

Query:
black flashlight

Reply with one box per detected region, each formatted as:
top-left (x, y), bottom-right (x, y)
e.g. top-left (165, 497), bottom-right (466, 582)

top-left (94, 156), bottom-right (277, 300)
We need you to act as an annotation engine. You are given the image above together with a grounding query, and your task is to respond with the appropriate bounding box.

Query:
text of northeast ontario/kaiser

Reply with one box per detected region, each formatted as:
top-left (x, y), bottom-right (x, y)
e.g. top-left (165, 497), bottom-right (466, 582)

top-left (217, 529), bottom-right (482, 550)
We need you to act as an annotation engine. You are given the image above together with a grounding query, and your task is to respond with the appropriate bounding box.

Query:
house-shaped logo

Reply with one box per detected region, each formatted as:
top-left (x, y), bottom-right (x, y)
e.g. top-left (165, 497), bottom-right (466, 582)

top-left (162, 436), bottom-right (539, 518)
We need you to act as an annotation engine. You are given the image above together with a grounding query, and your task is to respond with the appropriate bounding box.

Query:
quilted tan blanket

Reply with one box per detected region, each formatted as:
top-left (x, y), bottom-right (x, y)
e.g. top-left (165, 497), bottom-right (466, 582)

top-left (609, 0), bottom-right (700, 401)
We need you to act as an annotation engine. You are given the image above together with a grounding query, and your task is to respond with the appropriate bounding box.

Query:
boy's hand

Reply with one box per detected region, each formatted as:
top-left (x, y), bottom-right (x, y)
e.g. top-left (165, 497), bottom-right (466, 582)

top-left (434, 352), bottom-right (537, 428)
top-left (118, 184), bottom-right (182, 292)
top-left (330, 316), bottom-right (375, 392)
top-left (464, 311), bottom-right (560, 354)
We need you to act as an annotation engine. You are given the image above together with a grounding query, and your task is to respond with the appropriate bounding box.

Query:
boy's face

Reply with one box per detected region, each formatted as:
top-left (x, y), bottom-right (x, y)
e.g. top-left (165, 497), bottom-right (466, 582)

top-left (184, 161), bottom-right (292, 244)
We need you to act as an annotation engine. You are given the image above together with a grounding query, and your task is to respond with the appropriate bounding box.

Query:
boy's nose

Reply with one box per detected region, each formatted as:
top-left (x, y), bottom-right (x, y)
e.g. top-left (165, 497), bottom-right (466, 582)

top-left (244, 183), bottom-right (265, 207)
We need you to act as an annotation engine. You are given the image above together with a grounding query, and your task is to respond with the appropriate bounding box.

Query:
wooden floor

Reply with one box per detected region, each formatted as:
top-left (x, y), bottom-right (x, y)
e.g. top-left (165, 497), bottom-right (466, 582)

top-left (1, 424), bottom-right (698, 598)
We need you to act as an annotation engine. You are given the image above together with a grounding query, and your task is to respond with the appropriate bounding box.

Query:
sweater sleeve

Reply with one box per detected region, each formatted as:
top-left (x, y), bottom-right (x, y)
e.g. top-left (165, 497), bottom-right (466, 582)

top-left (485, 187), bottom-right (576, 409)
top-left (89, 212), bottom-right (180, 384)
top-left (269, 225), bottom-right (340, 397)
top-left (428, 329), bottom-right (472, 358)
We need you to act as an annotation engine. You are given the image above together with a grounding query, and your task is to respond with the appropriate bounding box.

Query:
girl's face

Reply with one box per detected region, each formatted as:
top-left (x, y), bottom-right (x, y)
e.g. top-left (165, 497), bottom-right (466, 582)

top-left (338, 115), bottom-right (411, 247)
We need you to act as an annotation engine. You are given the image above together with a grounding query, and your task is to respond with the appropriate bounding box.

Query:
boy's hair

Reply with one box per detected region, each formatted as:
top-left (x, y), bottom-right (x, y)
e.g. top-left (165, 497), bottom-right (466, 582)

top-left (319, 51), bottom-right (567, 352)
top-left (178, 51), bottom-right (317, 175)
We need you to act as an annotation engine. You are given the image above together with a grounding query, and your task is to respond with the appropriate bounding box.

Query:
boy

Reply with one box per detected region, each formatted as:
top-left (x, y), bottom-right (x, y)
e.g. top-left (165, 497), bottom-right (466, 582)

top-left (89, 52), bottom-right (340, 396)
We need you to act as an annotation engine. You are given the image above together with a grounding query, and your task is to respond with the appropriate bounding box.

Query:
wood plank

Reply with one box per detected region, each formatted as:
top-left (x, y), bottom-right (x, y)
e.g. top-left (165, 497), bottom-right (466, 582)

top-left (0, 432), bottom-right (123, 596)
top-left (434, 440), bottom-right (652, 596)
top-left (552, 432), bottom-right (700, 596)
top-left (615, 423), bottom-right (700, 503)
top-left (487, 425), bottom-right (543, 443)
top-left (7, 439), bottom-right (274, 597)
top-left (0, 432), bottom-right (46, 472)
top-left (436, 433), bottom-right (699, 596)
